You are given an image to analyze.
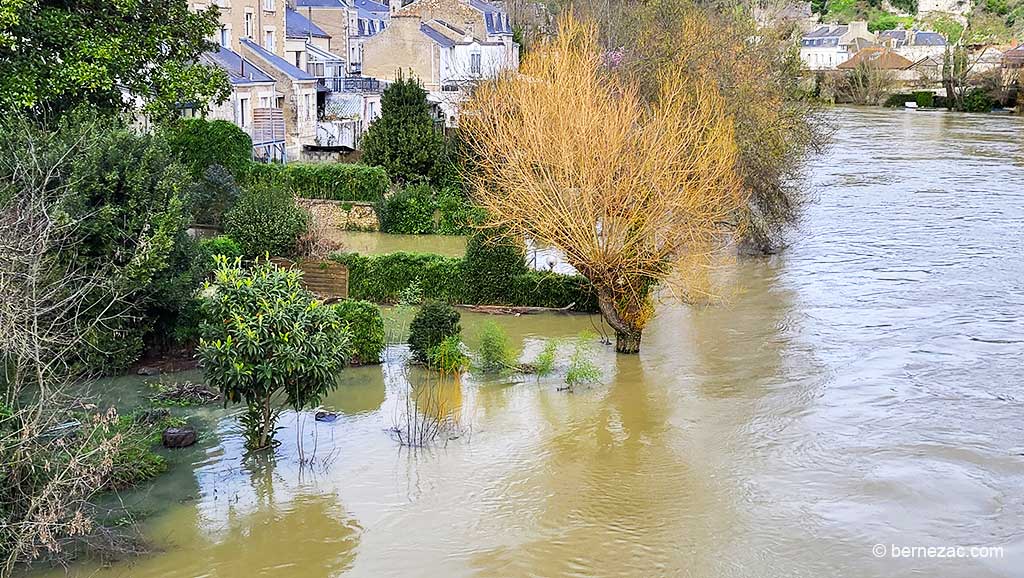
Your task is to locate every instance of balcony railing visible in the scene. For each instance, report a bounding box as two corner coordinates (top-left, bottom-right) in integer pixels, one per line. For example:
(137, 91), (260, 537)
(319, 76), (383, 93)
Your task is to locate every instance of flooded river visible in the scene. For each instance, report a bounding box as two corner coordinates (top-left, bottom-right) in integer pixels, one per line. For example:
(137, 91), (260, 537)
(38, 108), (1024, 577)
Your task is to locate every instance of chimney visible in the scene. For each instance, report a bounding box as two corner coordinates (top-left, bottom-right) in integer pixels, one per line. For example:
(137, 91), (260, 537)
(389, 0), (402, 14)
(464, 20), (474, 42)
(848, 20), (869, 40)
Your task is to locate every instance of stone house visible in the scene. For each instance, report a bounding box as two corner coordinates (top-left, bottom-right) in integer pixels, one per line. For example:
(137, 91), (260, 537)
(877, 29), (948, 62)
(799, 22), (875, 70)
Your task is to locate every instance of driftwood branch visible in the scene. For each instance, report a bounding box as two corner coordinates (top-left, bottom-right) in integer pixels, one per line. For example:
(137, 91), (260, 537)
(455, 302), (578, 315)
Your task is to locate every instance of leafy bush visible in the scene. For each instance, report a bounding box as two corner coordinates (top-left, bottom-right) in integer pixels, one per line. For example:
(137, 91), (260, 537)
(247, 162), (389, 202)
(408, 301), (461, 363)
(913, 91), (935, 108)
(375, 183), (437, 234)
(102, 413), (178, 489)
(333, 300), (386, 364)
(533, 339), (559, 377)
(360, 73), (446, 183)
(332, 250), (597, 311)
(197, 258), (351, 450)
(475, 321), (515, 373)
(188, 164), (240, 226)
(163, 118), (252, 178)
(224, 183), (309, 258)
(883, 93), (915, 107)
(427, 335), (470, 373)
(961, 88), (994, 112)
(334, 251), (465, 303)
(565, 333), (602, 389)
(375, 184), (480, 235)
(195, 235), (243, 267)
(463, 229), (528, 304)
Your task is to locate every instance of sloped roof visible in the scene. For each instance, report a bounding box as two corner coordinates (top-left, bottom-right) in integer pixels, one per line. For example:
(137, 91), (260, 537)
(203, 45), (276, 85)
(470, 0), (512, 35)
(354, 0), (389, 13)
(240, 38), (317, 81)
(295, 0), (345, 7)
(837, 47), (915, 70)
(914, 32), (947, 46)
(287, 8), (330, 39)
(1003, 44), (1024, 67)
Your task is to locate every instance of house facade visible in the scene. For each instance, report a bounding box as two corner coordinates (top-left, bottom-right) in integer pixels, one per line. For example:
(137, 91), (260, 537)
(361, 0), (518, 124)
(799, 22), (875, 70)
(877, 29), (948, 62)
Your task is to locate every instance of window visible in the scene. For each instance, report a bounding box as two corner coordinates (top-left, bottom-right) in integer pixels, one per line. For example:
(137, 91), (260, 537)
(264, 29), (275, 51)
(304, 93), (312, 121)
(220, 25), (230, 48)
(259, 95), (270, 108)
(262, 0), (274, 10)
(238, 97), (250, 127)
(244, 11), (254, 38)
(470, 53), (481, 75)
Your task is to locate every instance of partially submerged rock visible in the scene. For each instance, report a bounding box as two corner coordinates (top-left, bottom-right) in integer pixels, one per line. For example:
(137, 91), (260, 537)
(162, 427), (197, 448)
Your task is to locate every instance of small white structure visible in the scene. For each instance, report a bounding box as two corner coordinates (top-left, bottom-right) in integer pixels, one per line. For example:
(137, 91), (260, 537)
(799, 21), (875, 70)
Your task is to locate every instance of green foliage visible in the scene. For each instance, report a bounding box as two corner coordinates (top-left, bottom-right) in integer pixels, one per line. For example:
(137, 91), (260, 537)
(883, 93), (916, 107)
(913, 91), (935, 108)
(195, 235), (243, 267)
(224, 183), (309, 258)
(533, 339), (559, 377)
(246, 162), (389, 202)
(375, 183), (480, 235)
(334, 251), (466, 304)
(427, 335), (470, 374)
(408, 301), (461, 364)
(961, 88), (994, 112)
(986, 0), (1010, 16)
(332, 250), (598, 311)
(102, 413), (179, 489)
(360, 73), (446, 183)
(565, 333), (602, 389)
(375, 183), (437, 234)
(463, 228), (528, 304)
(475, 321), (515, 373)
(889, 0), (917, 13)
(197, 258), (351, 450)
(824, 0), (858, 23)
(0, 0), (229, 120)
(930, 15), (965, 44)
(333, 300), (386, 364)
(869, 12), (913, 32)
(187, 164), (241, 226)
(163, 118), (252, 178)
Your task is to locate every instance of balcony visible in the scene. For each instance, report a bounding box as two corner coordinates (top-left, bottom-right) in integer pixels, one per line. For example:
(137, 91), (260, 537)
(319, 76), (384, 93)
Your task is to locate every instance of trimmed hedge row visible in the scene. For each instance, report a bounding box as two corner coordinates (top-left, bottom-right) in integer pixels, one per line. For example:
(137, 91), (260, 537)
(333, 299), (386, 365)
(331, 251), (598, 312)
(247, 162), (389, 202)
(374, 184), (482, 236)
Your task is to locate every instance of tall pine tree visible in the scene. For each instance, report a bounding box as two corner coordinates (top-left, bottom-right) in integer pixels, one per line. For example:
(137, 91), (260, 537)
(360, 72), (445, 183)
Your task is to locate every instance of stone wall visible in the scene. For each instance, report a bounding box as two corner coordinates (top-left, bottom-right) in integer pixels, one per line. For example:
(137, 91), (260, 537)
(298, 198), (380, 234)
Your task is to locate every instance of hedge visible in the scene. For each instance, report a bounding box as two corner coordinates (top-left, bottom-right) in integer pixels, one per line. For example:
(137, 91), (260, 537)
(374, 184), (481, 235)
(247, 162), (389, 202)
(333, 300), (386, 364)
(163, 118), (252, 178)
(331, 250), (597, 312)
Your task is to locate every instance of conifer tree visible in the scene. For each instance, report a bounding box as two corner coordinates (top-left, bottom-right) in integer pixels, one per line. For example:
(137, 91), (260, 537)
(361, 72), (446, 183)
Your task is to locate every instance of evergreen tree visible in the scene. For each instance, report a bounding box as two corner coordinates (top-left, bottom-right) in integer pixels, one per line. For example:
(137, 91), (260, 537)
(360, 72), (445, 183)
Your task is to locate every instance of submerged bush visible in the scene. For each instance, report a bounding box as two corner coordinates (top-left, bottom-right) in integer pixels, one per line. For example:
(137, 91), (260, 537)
(475, 320), (515, 373)
(533, 339), (559, 377)
(463, 228), (527, 304)
(565, 333), (602, 389)
(375, 183), (437, 234)
(333, 299), (386, 364)
(197, 258), (351, 451)
(427, 334), (470, 374)
(224, 183), (309, 258)
(408, 301), (461, 363)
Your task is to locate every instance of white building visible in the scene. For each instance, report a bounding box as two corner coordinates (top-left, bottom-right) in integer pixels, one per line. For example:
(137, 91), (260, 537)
(877, 29), (949, 62)
(799, 21), (875, 70)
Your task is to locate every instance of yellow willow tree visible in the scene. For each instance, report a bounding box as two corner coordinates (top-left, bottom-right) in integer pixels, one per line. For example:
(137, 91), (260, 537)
(460, 15), (746, 354)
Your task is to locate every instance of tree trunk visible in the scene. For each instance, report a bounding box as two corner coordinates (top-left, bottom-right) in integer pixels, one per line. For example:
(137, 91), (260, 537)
(615, 330), (642, 354)
(595, 286), (643, 354)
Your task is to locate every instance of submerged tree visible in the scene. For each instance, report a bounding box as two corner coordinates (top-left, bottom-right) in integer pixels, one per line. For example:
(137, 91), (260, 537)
(461, 15), (745, 354)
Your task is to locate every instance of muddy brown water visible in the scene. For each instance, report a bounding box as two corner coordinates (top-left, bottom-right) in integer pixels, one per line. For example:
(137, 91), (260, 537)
(33, 108), (1024, 577)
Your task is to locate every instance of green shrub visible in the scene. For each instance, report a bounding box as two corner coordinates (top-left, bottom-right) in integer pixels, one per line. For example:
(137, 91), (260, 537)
(436, 187), (483, 235)
(565, 333), (602, 389)
(188, 164), (240, 226)
(333, 251), (465, 303)
(883, 93), (915, 107)
(533, 339), (559, 377)
(333, 300), (386, 364)
(913, 91), (935, 108)
(360, 73), (446, 183)
(375, 183), (437, 234)
(463, 228), (528, 304)
(196, 235), (242, 267)
(961, 89), (994, 112)
(224, 183), (309, 258)
(427, 334), (469, 373)
(103, 413), (177, 489)
(197, 258), (351, 450)
(247, 162), (389, 202)
(408, 301), (461, 363)
(163, 118), (252, 178)
(510, 271), (598, 311)
(475, 321), (515, 373)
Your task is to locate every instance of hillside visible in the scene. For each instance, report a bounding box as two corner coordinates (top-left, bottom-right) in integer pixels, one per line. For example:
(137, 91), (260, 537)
(814, 0), (1023, 42)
